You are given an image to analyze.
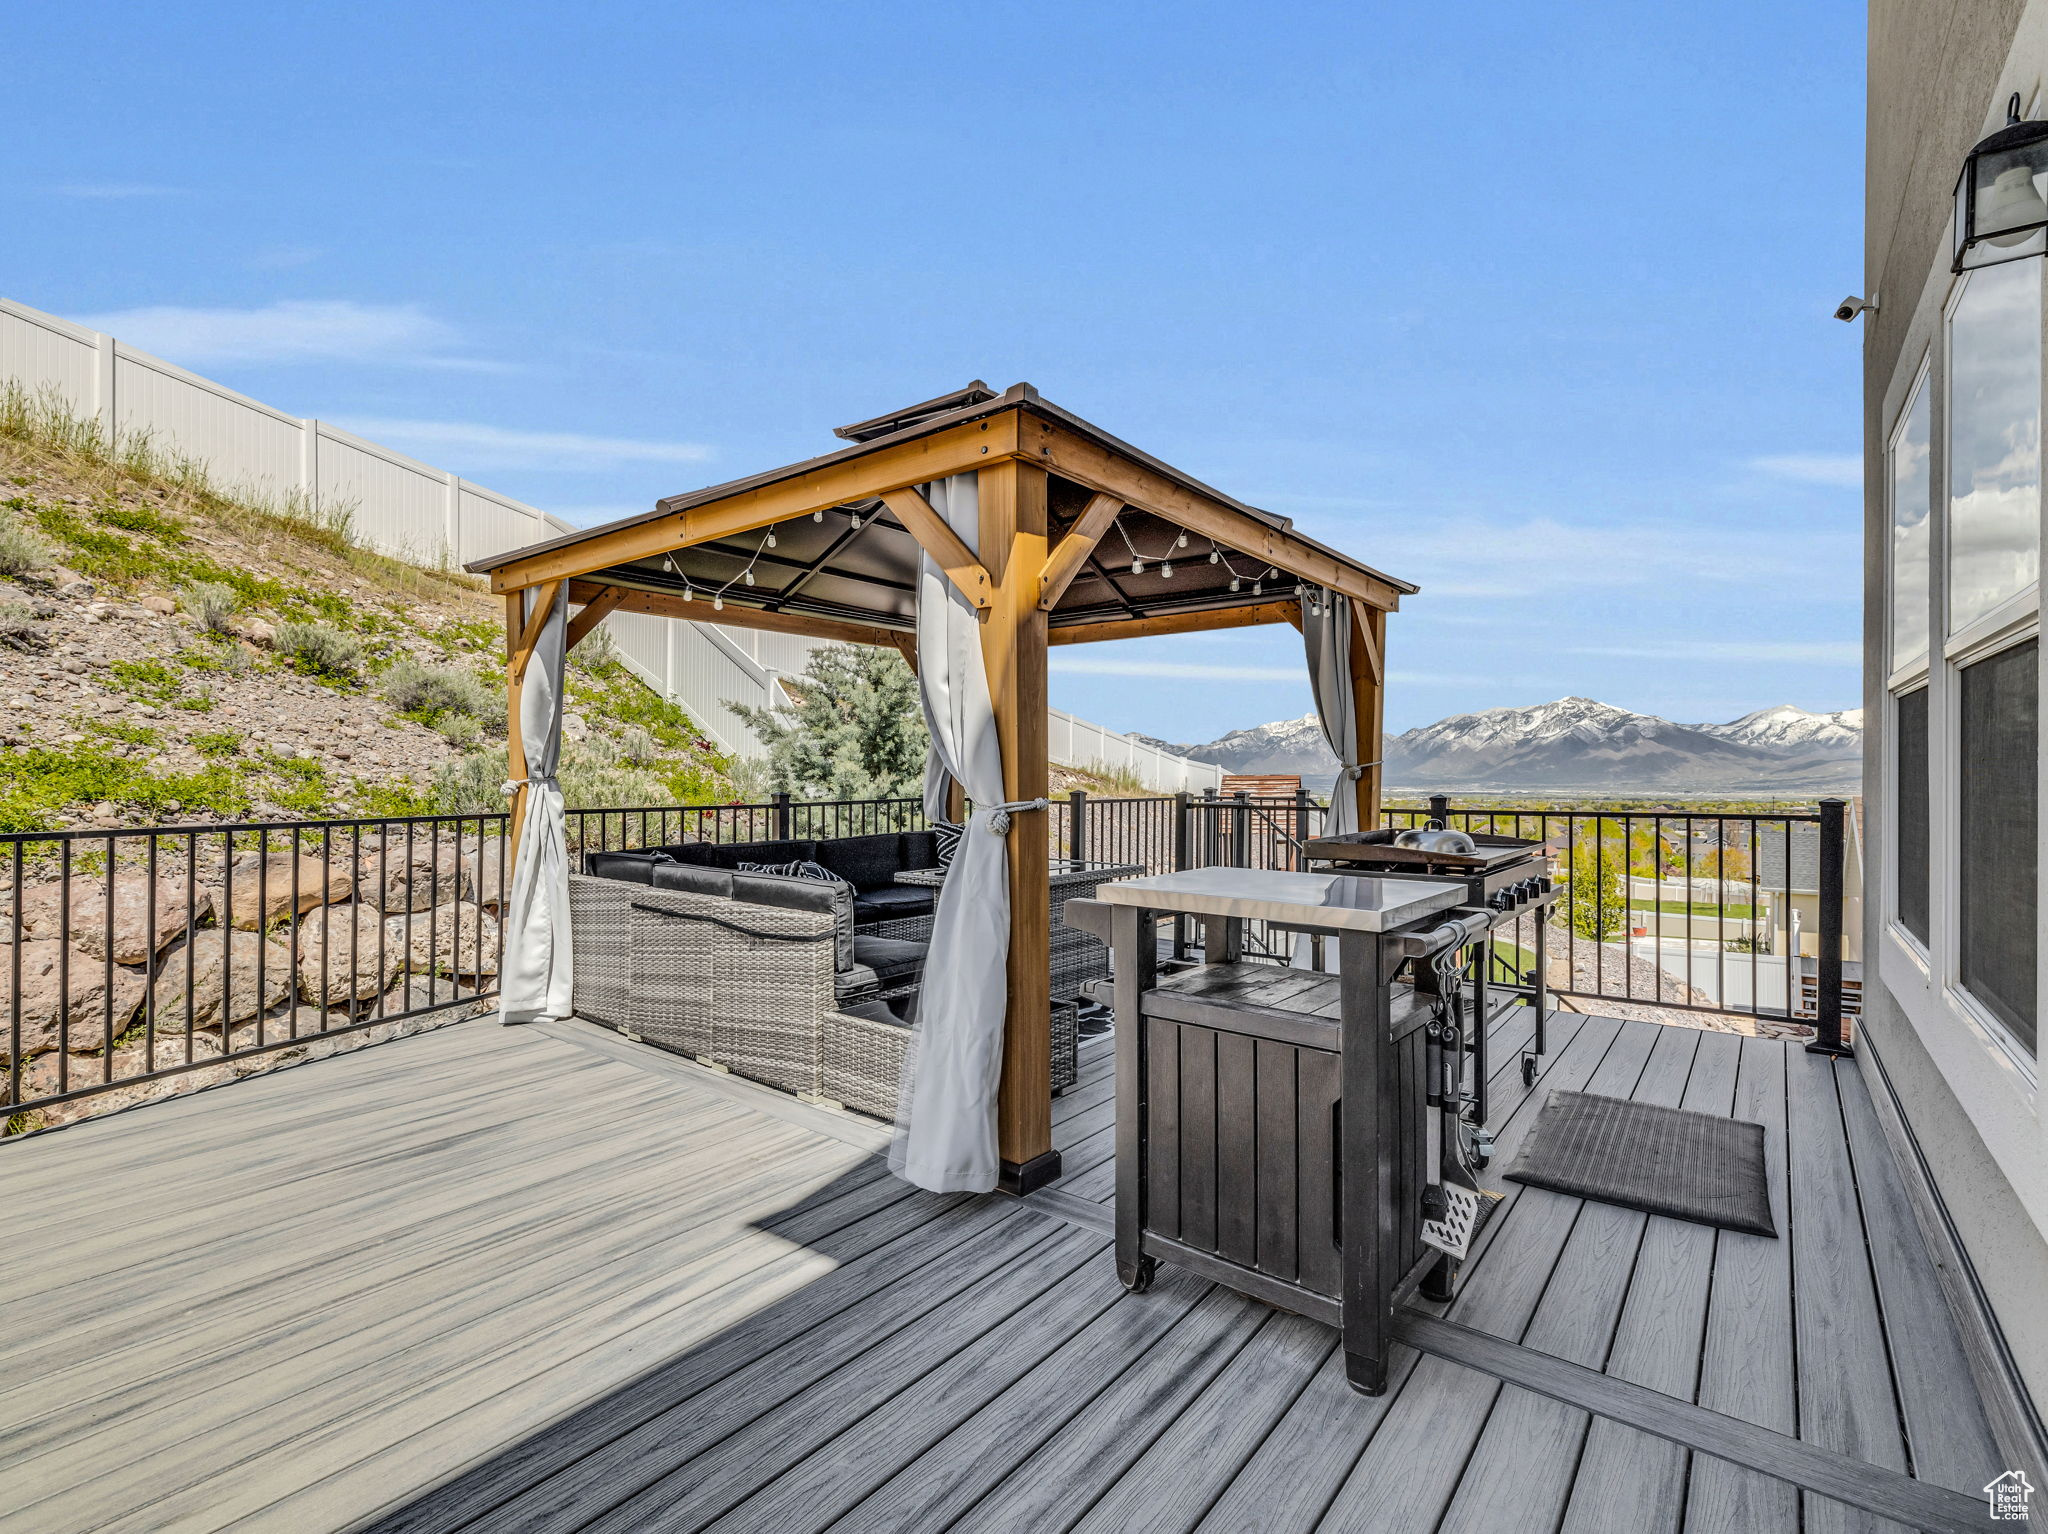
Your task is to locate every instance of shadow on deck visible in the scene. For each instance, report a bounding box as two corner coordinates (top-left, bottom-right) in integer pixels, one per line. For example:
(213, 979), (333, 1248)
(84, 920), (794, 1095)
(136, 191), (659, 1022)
(0, 1002), (2010, 1532)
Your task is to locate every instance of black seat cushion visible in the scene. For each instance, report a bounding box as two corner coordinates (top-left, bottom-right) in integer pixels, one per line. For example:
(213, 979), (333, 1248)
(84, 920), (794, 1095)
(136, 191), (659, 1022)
(840, 998), (909, 1029)
(669, 838), (819, 871)
(649, 862), (735, 898)
(850, 934), (928, 983)
(812, 833), (906, 892)
(852, 887), (933, 927)
(584, 850), (663, 884)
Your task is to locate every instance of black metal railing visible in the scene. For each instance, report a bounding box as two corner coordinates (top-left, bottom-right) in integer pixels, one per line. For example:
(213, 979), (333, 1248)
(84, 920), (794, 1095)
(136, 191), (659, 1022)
(4, 812), (507, 1128)
(6, 786), (1850, 1132)
(565, 794), (926, 862)
(1170, 789), (1847, 1042)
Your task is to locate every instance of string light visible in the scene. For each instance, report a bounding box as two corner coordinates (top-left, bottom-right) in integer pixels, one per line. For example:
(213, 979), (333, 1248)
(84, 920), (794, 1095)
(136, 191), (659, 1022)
(813, 509), (824, 522)
(1161, 560), (1174, 579)
(765, 531), (777, 549)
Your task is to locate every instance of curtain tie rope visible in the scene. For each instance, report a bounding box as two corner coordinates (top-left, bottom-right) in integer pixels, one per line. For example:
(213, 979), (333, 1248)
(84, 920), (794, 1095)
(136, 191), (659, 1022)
(1336, 760), (1382, 782)
(985, 797), (1051, 835)
(500, 775), (557, 795)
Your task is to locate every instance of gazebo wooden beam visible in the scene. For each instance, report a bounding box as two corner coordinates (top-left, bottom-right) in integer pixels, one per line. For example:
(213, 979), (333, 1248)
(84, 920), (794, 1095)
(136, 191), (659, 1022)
(1047, 599), (1300, 646)
(1023, 416), (1405, 612)
(567, 579), (907, 649)
(489, 413), (1022, 593)
(878, 487), (992, 610)
(1036, 492), (1123, 611)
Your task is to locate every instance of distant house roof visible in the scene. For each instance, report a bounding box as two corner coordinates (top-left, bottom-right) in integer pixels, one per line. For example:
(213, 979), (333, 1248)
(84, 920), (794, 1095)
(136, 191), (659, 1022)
(1756, 824), (1821, 893)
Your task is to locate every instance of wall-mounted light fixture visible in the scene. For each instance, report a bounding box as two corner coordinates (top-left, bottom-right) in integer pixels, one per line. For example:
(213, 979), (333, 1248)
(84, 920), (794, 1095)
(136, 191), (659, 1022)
(1954, 93), (2048, 272)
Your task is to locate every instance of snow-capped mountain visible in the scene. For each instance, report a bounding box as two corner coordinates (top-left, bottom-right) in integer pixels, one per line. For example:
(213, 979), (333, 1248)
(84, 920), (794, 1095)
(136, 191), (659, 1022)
(1693, 704), (1864, 750)
(1143, 699), (1861, 792)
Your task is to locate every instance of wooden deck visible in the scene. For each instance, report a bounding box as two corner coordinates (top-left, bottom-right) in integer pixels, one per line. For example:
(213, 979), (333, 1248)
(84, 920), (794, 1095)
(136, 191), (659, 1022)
(0, 1002), (2008, 1532)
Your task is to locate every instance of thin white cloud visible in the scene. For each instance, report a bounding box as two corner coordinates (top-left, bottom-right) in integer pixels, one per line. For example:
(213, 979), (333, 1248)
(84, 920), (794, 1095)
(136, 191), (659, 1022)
(1050, 657), (1306, 682)
(78, 300), (478, 367)
(1748, 453), (1861, 487)
(50, 182), (183, 199)
(1352, 514), (1857, 598)
(334, 418), (714, 471)
(1568, 640), (1860, 664)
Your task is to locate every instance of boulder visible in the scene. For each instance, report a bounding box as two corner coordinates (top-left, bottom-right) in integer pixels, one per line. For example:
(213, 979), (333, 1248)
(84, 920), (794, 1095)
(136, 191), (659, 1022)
(0, 939), (148, 1060)
(140, 594), (176, 617)
(359, 841), (465, 914)
(295, 904), (402, 1004)
(150, 929), (294, 1029)
(461, 844), (508, 911)
(18, 878), (214, 964)
(215, 854), (355, 930)
(383, 902), (499, 979)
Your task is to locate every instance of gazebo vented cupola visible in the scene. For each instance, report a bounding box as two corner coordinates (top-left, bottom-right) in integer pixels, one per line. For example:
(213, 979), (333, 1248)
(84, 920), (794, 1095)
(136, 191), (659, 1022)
(468, 382), (1416, 1195)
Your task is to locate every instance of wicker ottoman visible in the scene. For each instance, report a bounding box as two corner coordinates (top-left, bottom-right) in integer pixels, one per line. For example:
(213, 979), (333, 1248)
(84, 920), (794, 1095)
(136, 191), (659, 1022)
(626, 891), (837, 1098)
(819, 1002), (912, 1120)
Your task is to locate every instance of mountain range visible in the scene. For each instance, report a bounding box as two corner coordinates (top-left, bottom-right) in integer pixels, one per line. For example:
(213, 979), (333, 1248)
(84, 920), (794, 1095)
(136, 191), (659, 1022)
(1136, 697), (1863, 793)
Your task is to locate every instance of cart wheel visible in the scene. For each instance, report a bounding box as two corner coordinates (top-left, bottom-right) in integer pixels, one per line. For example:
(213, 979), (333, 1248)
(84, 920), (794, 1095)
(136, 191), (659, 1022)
(1522, 1053), (1538, 1088)
(1119, 1256), (1158, 1295)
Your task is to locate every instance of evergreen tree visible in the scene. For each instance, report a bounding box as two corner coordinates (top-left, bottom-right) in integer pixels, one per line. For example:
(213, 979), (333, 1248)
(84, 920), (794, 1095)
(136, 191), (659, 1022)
(728, 643), (929, 800)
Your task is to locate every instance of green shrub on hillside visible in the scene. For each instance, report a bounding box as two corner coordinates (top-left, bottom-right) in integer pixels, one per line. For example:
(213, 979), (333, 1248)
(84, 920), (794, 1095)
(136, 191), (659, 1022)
(0, 600), (47, 651)
(274, 622), (364, 682)
(381, 658), (495, 728)
(178, 580), (239, 635)
(0, 504), (56, 576)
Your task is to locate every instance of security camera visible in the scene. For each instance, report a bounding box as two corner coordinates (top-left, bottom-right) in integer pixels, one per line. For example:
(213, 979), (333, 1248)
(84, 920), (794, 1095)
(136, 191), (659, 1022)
(1834, 295), (1877, 322)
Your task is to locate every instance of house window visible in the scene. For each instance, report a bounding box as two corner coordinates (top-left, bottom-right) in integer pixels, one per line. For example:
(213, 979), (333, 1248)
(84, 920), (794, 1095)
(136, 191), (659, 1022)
(1958, 637), (2037, 1055)
(1947, 260), (2041, 635)
(1890, 374), (1932, 672)
(1896, 685), (1930, 944)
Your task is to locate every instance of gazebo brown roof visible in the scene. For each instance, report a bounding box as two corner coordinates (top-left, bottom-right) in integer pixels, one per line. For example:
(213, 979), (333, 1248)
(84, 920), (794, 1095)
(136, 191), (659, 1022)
(469, 382), (1417, 1192)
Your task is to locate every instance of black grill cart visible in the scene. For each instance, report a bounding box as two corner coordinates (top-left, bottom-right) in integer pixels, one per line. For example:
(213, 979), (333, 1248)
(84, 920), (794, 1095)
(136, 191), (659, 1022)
(1076, 866), (1482, 1396)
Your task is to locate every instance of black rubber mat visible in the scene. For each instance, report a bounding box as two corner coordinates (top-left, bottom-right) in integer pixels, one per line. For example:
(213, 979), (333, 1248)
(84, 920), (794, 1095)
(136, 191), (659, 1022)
(1502, 1090), (1776, 1237)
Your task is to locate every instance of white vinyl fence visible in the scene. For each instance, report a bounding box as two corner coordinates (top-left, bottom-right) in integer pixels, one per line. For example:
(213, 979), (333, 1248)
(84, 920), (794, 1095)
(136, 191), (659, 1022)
(2, 293), (1223, 787)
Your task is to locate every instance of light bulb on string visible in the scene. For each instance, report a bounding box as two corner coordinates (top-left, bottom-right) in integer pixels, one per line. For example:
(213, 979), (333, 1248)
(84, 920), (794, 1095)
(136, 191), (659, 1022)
(743, 569), (755, 585)
(1209, 549), (1220, 564)
(1176, 532), (1188, 548)
(682, 586), (693, 603)
(1252, 580), (1263, 596)
(813, 510), (824, 523)
(766, 531), (777, 549)
(1229, 576), (1241, 592)
(1161, 561), (1174, 579)
(713, 595), (723, 611)
(1131, 558), (1144, 575)
(850, 512), (863, 531)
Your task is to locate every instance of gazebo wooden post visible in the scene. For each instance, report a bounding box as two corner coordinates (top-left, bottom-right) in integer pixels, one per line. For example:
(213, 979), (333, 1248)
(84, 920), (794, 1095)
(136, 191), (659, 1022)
(1349, 603), (1386, 831)
(977, 458), (1059, 1193)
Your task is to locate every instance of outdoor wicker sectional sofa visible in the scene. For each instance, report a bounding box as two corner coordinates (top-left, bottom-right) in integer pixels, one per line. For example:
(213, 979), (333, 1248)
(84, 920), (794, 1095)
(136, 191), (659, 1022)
(568, 870), (915, 1116)
(595, 830), (947, 937)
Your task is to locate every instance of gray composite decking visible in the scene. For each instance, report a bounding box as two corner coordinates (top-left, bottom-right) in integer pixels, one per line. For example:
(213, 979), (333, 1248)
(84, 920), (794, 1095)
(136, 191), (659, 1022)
(0, 1001), (2007, 1532)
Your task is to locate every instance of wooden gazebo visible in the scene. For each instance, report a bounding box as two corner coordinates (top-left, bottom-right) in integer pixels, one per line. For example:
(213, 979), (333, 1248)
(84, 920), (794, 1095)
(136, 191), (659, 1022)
(469, 382), (1415, 1191)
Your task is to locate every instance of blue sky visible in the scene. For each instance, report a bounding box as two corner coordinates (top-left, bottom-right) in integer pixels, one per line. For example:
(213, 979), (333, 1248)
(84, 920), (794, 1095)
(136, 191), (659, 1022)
(9, 1), (1866, 742)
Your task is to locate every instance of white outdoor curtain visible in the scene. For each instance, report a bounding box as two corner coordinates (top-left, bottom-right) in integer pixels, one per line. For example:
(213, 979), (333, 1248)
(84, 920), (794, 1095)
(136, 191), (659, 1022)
(891, 472), (1012, 1192)
(498, 584), (574, 1026)
(1297, 589), (1363, 969)
(1304, 589), (1364, 836)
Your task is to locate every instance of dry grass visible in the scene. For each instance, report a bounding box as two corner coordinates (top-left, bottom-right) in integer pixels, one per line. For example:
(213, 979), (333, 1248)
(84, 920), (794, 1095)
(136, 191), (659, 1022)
(0, 383), (486, 604)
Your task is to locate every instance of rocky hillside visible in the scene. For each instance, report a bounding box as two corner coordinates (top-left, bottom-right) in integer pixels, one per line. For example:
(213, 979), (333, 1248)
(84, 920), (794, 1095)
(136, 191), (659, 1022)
(0, 420), (734, 833)
(0, 406), (741, 1135)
